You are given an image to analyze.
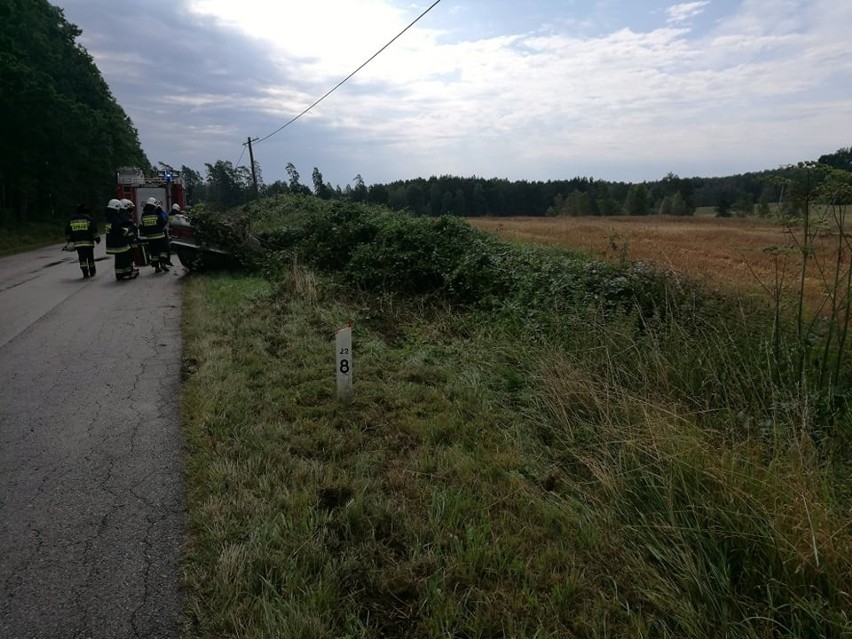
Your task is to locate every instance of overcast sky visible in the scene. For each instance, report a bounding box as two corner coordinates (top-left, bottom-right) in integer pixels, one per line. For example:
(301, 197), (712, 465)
(56, 0), (851, 188)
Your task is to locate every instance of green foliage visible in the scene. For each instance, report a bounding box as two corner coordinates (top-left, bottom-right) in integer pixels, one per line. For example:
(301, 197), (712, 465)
(255, 199), (385, 271)
(186, 204), (260, 270)
(179, 268), (851, 638)
(200, 196), (852, 434)
(766, 164), (852, 427)
(347, 215), (487, 295)
(539, 397), (851, 638)
(624, 183), (650, 215)
(181, 165), (207, 206)
(178, 158), (852, 639)
(362, 172), (701, 218)
(0, 0), (148, 224)
(733, 191), (754, 216)
(204, 160), (254, 211)
(818, 146), (852, 172)
(547, 189), (593, 216)
(220, 196), (693, 322)
(0, 221), (65, 255)
(201, 191), (852, 435)
(258, 152), (849, 220)
(670, 191), (688, 216)
(715, 192), (733, 217)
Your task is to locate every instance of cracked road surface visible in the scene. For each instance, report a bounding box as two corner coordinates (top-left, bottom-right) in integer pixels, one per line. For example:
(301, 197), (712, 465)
(1, 244), (184, 638)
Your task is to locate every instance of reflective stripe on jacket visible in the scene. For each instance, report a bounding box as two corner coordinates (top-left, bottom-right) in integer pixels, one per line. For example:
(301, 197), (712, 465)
(139, 209), (167, 240)
(105, 223), (135, 254)
(65, 214), (99, 248)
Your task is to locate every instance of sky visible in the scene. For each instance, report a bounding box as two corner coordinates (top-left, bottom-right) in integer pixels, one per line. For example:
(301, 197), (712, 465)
(56, 0), (852, 188)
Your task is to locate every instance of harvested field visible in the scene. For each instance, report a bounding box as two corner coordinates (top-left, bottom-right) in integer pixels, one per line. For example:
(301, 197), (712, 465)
(469, 215), (846, 314)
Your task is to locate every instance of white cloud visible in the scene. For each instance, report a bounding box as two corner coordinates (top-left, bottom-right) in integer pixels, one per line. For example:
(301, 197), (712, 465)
(187, 0), (415, 76)
(60, 0), (852, 184)
(666, 1), (710, 25)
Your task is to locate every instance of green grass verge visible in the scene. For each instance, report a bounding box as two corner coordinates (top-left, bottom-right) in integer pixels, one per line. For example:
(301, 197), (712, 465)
(0, 223), (66, 256)
(180, 268), (851, 638)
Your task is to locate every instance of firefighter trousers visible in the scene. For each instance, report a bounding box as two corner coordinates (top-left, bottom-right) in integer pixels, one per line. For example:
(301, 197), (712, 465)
(113, 250), (136, 279)
(75, 246), (96, 277)
(146, 237), (170, 271)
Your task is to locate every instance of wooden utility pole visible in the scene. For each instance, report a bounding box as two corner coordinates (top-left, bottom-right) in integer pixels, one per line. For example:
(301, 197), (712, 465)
(246, 136), (258, 199)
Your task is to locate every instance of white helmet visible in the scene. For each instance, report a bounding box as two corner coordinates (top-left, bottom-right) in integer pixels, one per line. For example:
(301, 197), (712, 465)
(120, 198), (134, 209)
(107, 198), (122, 211)
(171, 203), (181, 212)
(145, 197), (158, 206)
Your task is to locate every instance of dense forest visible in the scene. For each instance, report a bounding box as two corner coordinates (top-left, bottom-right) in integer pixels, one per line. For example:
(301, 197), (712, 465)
(2, 1), (848, 228)
(0, 0), (148, 228)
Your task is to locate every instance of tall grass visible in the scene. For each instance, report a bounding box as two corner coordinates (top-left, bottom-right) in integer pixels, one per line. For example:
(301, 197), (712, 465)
(529, 351), (850, 637)
(179, 194), (851, 638)
(239, 193), (850, 439)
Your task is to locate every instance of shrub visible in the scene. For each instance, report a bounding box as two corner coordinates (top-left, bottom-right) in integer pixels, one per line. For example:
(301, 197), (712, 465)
(199, 193), (850, 438)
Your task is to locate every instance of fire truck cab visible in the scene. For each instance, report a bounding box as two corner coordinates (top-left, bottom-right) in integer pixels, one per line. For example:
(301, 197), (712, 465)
(115, 167), (186, 225)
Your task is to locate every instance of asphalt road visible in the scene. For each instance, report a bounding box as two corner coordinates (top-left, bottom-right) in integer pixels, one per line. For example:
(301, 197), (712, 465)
(0, 244), (185, 638)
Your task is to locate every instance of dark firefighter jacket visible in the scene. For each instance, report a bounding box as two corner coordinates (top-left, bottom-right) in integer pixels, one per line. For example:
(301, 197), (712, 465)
(104, 209), (118, 236)
(65, 213), (99, 248)
(106, 218), (136, 254)
(139, 206), (167, 240)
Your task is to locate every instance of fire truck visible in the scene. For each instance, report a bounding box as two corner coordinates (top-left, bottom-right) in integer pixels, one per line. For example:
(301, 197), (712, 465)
(115, 166), (253, 271)
(115, 167), (186, 225)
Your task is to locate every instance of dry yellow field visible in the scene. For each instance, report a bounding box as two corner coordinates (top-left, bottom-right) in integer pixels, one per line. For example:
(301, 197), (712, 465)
(469, 215), (844, 313)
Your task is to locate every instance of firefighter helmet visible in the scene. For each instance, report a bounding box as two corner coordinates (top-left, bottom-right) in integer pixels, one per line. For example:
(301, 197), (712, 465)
(107, 198), (122, 211)
(145, 197), (158, 206)
(120, 198), (134, 209)
(171, 203), (181, 212)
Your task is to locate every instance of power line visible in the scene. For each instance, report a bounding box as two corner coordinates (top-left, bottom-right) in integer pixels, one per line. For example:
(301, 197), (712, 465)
(233, 143), (247, 169)
(252, 0), (443, 145)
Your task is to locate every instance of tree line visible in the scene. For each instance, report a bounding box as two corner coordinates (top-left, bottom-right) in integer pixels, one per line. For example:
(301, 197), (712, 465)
(194, 149), (852, 218)
(0, 0), (148, 228)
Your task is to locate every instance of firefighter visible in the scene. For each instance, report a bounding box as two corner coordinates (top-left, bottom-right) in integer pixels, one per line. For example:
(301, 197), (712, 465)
(105, 198), (139, 280)
(119, 198), (147, 268)
(65, 203), (100, 278)
(119, 198), (135, 224)
(139, 197), (170, 273)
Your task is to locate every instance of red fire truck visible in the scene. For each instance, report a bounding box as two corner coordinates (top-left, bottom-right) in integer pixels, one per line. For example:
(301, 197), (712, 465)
(115, 167), (186, 225)
(116, 166), (253, 271)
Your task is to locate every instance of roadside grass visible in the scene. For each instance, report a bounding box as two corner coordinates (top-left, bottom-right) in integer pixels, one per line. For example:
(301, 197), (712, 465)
(0, 222), (66, 256)
(180, 266), (851, 638)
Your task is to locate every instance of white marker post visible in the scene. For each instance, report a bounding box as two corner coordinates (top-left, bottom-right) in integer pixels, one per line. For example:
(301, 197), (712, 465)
(335, 323), (353, 402)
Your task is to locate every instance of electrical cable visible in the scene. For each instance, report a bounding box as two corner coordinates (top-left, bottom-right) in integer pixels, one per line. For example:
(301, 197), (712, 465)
(252, 0), (443, 145)
(233, 144), (247, 169)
